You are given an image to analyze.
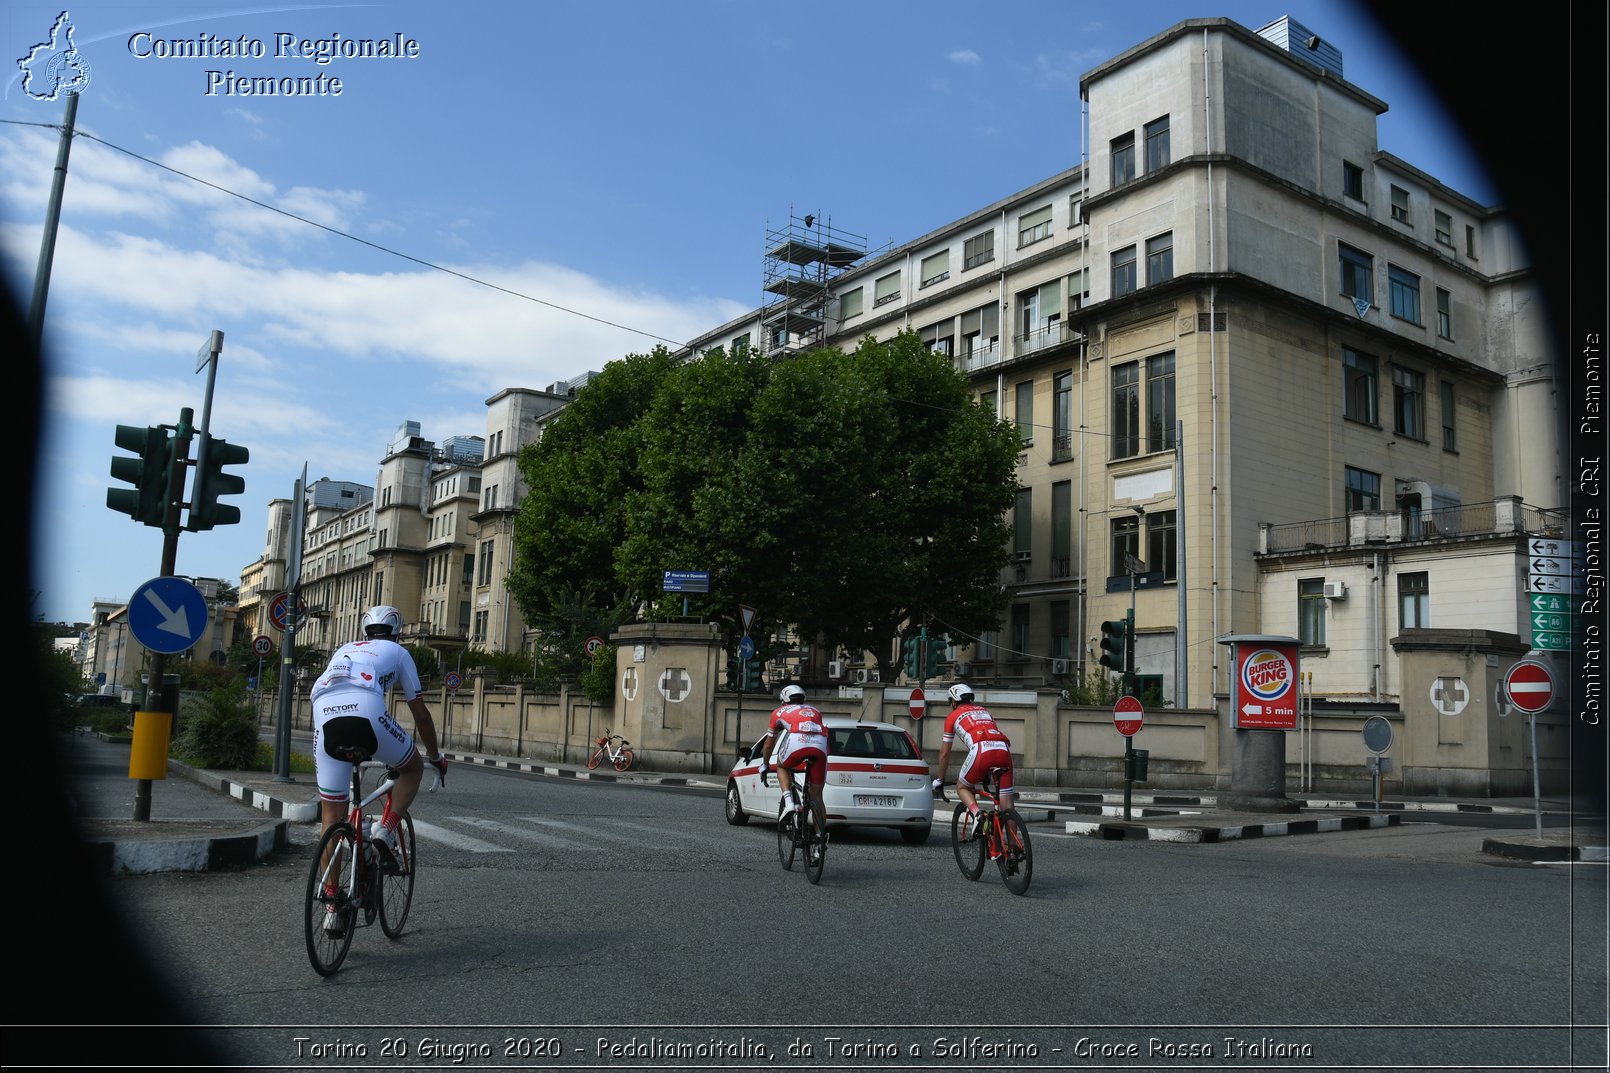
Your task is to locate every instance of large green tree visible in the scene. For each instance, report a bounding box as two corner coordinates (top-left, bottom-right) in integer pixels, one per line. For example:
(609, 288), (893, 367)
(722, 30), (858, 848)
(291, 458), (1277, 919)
(508, 331), (1021, 680)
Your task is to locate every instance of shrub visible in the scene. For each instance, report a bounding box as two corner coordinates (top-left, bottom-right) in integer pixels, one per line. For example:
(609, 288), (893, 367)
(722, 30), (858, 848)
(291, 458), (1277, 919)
(172, 685), (259, 769)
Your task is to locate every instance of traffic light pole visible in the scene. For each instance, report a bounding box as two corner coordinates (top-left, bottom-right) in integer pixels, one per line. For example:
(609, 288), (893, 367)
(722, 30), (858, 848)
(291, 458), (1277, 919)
(133, 410), (194, 821)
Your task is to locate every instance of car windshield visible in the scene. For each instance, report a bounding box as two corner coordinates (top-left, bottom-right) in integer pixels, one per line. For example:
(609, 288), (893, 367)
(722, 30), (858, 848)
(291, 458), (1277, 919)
(829, 726), (918, 760)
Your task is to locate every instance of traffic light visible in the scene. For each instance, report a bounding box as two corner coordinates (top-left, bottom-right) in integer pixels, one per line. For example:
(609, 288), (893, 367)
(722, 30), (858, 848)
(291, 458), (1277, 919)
(188, 432), (249, 531)
(107, 424), (172, 527)
(1098, 617), (1128, 673)
(743, 658), (763, 691)
(902, 636), (921, 678)
(726, 657), (741, 691)
(925, 632), (947, 678)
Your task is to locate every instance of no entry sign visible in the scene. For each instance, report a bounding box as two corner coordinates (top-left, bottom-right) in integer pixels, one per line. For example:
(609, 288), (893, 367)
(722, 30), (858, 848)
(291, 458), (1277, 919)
(1503, 659), (1554, 714)
(1113, 695), (1144, 737)
(909, 686), (926, 719)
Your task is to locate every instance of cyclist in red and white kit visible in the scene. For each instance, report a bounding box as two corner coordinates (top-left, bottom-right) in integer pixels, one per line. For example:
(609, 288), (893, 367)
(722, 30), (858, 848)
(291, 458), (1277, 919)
(931, 683), (1016, 827)
(755, 684), (828, 816)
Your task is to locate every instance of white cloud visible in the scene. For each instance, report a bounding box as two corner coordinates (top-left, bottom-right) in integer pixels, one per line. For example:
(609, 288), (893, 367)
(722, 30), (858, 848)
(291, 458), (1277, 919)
(947, 49), (981, 66)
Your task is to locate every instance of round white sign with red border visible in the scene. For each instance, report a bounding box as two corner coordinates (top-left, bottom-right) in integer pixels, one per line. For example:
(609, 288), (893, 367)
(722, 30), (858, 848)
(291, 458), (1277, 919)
(1503, 659), (1554, 714)
(1114, 695), (1144, 736)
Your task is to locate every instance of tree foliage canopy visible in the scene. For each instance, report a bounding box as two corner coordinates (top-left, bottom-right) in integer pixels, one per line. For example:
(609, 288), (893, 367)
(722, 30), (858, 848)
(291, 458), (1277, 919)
(509, 332), (1021, 679)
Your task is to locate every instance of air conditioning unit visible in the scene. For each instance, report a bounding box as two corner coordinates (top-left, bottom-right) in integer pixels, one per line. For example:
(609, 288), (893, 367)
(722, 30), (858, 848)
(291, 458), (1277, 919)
(954, 662), (972, 677)
(853, 668), (873, 684)
(1050, 659), (1070, 675)
(1322, 581), (1348, 600)
(827, 660), (845, 680)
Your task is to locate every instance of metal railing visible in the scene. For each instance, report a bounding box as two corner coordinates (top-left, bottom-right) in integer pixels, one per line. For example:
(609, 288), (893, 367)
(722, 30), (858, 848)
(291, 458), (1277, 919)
(1261, 499), (1551, 553)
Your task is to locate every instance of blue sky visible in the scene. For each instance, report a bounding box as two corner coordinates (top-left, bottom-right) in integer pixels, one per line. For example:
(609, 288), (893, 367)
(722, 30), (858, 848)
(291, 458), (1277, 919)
(4, 1), (1503, 626)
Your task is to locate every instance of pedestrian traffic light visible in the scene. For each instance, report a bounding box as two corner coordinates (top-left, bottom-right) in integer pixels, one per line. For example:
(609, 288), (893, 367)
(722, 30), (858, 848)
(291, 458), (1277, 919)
(107, 424), (172, 527)
(188, 432), (249, 531)
(743, 658), (763, 691)
(1098, 617), (1128, 673)
(902, 636), (921, 678)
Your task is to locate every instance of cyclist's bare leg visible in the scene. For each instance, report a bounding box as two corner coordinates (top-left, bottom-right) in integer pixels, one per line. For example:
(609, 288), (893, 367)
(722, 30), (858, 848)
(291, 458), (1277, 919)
(955, 780), (979, 813)
(385, 750), (425, 828)
(777, 766), (796, 806)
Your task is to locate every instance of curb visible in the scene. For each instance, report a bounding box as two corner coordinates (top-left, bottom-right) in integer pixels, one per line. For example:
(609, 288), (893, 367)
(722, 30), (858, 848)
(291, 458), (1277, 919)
(1066, 813), (1402, 842)
(83, 818), (291, 876)
(171, 762), (322, 824)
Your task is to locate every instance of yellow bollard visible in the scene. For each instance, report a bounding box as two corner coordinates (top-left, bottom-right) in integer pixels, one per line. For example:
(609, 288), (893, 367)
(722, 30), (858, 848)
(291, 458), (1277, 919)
(129, 710), (173, 780)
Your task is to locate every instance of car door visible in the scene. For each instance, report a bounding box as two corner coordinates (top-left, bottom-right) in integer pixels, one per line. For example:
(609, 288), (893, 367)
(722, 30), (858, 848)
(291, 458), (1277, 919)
(736, 731), (780, 820)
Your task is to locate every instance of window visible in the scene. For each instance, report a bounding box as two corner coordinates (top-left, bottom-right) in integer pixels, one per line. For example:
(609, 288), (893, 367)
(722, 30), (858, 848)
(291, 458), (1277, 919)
(1014, 380), (1034, 443)
(1343, 161), (1364, 201)
(461, 552), (474, 585)
(1436, 287), (1452, 339)
(1052, 481), (1072, 576)
(1392, 365), (1425, 439)
(1146, 509), (1177, 580)
(839, 287), (863, 320)
(1144, 116), (1170, 171)
(1068, 268), (1089, 310)
(1145, 231), (1173, 285)
(1112, 361), (1140, 458)
(1112, 244), (1137, 298)
(473, 610), (488, 643)
(1440, 380), (1457, 451)
(1465, 224), (1477, 259)
(1018, 280), (1062, 352)
(920, 249), (950, 288)
(963, 229), (994, 270)
(873, 271), (901, 307)
(1010, 604), (1030, 660)
(1146, 352), (1176, 451)
(478, 538), (495, 585)
(1111, 132), (1135, 186)
(1018, 205), (1052, 248)
(1068, 191), (1084, 226)
(1345, 466), (1381, 512)
(483, 484), (498, 511)
(1399, 571), (1430, 628)
(1388, 264), (1421, 323)
(1390, 184), (1410, 224)
(1434, 210), (1453, 246)
(976, 629), (997, 663)
(980, 388), (997, 417)
(1014, 489), (1032, 558)
(1343, 347), (1379, 424)
(1052, 371), (1073, 461)
(1050, 599), (1071, 659)
(1111, 514), (1140, 578)
(1298, 579), (1327, 647)
(1339, 243), (1373, 304)
(961, 303), (1000, 367)
(920, 320), (953, 356)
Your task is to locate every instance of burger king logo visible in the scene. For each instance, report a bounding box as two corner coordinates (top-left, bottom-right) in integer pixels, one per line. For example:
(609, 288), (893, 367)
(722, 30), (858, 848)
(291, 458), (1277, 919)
(1241, 649), (1293, 701)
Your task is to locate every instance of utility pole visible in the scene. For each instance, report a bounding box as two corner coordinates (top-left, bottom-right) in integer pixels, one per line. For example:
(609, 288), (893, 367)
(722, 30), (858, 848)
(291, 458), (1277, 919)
(27, 91), (78, 351)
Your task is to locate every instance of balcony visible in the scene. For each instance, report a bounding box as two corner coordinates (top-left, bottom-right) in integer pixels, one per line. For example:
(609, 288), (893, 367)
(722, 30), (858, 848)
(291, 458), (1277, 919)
(1259, 497), (1563, 554)
(963, 341), (1000, 372)
(1017, 320), (1078, 356)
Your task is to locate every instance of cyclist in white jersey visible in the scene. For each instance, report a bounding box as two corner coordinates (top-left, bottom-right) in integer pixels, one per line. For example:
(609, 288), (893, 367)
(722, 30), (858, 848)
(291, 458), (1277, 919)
(310, 605), (446, 853)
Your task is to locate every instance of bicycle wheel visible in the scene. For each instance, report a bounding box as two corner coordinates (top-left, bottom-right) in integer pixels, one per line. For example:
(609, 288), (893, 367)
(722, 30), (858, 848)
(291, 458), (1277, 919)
(950, 803), (986, 880)
(776, 800), (798, 871)
(587, 745), (606, 769)
(305, 823), (357, 976)
(378, 812), (416, 938)
(995, 810), (1034, 895)
(613, 748), (634, 772)
(803, 798), (828, 885)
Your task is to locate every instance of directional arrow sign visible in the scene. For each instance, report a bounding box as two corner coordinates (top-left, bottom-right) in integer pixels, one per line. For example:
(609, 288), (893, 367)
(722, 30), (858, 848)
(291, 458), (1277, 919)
(1532, 612), (1570, 632)
(1532, 631), (1571, 651)
(1530, 593), (1571, 614)
(1531, 557), (1573, 576)
(1530, 574), (1581, 595)
(1528, 538), (1579, 557)
(128, 576), (209, 654)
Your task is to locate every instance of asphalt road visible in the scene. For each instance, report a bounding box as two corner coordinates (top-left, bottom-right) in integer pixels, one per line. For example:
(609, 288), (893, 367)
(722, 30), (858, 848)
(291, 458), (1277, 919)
(19, 759), (1607, 1072)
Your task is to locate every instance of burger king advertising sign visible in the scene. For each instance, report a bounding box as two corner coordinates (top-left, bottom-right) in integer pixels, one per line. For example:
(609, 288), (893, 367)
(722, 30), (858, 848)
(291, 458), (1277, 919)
(1230, 640), (1300, 730)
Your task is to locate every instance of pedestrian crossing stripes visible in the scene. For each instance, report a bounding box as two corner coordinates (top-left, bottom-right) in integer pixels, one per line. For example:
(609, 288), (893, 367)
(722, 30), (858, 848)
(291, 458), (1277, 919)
(407, 813), (740, 855)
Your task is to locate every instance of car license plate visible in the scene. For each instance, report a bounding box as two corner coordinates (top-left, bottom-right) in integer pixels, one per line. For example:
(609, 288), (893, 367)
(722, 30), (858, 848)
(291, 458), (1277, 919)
(855, 795), (898, 808)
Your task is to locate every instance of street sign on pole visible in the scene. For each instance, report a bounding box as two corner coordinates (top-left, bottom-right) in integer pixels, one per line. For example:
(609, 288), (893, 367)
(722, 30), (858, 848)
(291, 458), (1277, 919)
(1113, 695), (1144, 737)
(909, 686), (926, 720)
(584, 635), (604, 657)
(252, 635), (273, 656)
(128, 576), (208, 654)
(1503, 660), (1554, 714)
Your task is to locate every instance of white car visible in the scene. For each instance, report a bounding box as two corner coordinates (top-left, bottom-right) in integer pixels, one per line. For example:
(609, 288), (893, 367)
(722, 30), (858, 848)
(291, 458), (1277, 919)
(724, 715), (934, 843)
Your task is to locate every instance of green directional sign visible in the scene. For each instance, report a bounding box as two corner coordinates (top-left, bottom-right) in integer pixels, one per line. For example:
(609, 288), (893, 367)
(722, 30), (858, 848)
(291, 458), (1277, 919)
(1532, 631), (1571, 651)
(1532, 612), (1570, 632)
(1530, 593), (1571, 614)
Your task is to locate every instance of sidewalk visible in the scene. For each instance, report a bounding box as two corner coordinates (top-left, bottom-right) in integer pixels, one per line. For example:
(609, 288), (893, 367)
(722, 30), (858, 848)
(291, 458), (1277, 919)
(68, 731), (1607, 874)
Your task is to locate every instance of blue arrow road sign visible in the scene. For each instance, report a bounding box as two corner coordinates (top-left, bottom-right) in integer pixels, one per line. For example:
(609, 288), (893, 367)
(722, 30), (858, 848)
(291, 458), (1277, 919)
(128, 576), (209, 654)
(739, 634), (756, 661)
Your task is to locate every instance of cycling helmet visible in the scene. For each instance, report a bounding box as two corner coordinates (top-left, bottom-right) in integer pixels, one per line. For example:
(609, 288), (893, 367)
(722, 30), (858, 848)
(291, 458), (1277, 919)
(947, 683), (975, 704)
(779, 684), (806, 705)
(360, 604), (404, 639)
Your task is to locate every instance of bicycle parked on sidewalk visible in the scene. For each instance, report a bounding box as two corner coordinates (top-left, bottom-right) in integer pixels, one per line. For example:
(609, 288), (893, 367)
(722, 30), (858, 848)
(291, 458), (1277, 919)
(304, 756), (443, 976)
(941, 773), (1032, 895)
(587, 730), (635, 772)
(764, 757), (827, 885)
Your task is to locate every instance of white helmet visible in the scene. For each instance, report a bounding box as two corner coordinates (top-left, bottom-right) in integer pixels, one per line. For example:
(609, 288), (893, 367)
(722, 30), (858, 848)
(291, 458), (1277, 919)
(947, 683), (975, 704)
(360, 604), (404, 639)
(779, 684), (806, 704)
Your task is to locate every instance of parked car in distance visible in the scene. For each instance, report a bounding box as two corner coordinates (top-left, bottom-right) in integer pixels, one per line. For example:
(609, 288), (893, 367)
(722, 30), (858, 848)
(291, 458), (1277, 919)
(73, 693), (128, 710)
(725, 715), (934, 843)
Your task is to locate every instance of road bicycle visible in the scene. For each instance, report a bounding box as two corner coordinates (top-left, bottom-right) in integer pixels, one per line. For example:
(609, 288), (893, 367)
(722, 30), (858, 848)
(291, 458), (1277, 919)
(587, 730), (635, 772)
(304, 756), (441, 976)
(765, 758), (827, 885)
(941, 772), (1032, 895)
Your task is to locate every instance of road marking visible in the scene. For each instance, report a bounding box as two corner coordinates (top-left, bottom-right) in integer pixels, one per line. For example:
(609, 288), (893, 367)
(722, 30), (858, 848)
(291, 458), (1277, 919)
(454, 815), (591, 848)
(410, 818), (510, 853)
